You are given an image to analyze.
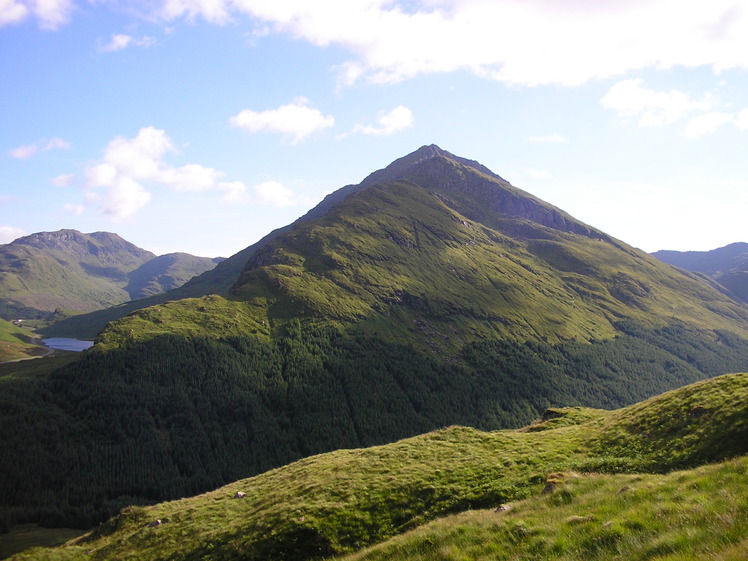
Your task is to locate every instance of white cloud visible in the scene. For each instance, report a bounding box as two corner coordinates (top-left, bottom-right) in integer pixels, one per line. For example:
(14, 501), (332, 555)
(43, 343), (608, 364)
(0, 0), (29, 26)
(684, 112), (734, 138)
(0, 226), (26, 244)
(219, 181), (251, 204)
(600, 79), (712, 126)
(253, 180), (296, 207)
(7, 137), (70, 159)
(80, 126), (238, 219)
(0, 0), (73, 29)
(735, 107), (748, 130)
(351, 105), (414, 136)
(50, 173), (75, 186)
(528, 134), (566, 144)
(153, 0), (748, 87)
(8, 143), (38, 159)
(99, 33), (157, 52)
(229, 97), (335, 144)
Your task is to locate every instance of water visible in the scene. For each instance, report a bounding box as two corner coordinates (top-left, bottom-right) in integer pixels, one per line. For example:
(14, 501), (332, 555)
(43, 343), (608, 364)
(41, 338), (94, 352)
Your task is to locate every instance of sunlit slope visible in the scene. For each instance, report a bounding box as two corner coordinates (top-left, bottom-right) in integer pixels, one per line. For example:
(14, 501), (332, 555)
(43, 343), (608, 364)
(13, 372), (748, 561)
(0, 318), (40, 361)
(98, 152), (748, 351)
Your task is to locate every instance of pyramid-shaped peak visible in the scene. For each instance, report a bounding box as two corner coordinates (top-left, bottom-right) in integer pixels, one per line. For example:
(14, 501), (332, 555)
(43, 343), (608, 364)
(359, 144), (506, 188)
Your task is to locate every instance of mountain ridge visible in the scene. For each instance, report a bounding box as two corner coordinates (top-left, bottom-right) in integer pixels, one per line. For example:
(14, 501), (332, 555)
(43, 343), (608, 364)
(0, 230), (222, 322)
(3, 144), (748, 536)
(653, 242), (748, 304)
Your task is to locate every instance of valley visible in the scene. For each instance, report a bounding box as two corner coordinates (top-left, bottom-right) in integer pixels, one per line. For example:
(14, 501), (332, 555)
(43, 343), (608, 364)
(1, 145), (747, 560)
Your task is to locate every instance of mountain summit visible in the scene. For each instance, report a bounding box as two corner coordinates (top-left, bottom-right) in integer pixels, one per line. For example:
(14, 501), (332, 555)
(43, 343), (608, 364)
(92, 144), (748, 350)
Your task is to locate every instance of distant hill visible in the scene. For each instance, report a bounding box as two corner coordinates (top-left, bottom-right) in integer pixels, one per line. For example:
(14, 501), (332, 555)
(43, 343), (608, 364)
(653, 242), (748, 304)
(9, 372), (748, 561)
(0, 230), (221, 321)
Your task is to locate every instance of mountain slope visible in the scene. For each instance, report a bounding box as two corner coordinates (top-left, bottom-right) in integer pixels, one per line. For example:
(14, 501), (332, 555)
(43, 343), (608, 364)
(85, 146), (748, 351)
(653, 242), (748, 304)
(0, 230), (220, 321)
(5, 145), (748, 533)
(124, 253), (223, 299)
(11, 372), (748, 561)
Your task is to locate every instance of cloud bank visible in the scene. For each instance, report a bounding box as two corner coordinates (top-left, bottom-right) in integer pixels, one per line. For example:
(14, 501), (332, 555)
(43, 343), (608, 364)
(7, 1), (748, 89)
(155, 0), (748, 87)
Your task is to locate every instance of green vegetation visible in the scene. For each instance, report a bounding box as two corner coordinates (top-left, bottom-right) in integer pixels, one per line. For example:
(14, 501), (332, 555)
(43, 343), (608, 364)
(9, 372), (748, 561)
(0, 525), (84, 560)
(0, 230), (218, 322)
(0, 318), (43, 362)
(343, 457), (748, 561)
(2, 321), (748, 534)
(3, 148), (748, 559)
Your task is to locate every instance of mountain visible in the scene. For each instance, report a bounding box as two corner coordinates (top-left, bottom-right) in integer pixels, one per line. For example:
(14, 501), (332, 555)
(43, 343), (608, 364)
(0, 230), (221, 321)
(125, 253), (224, 299)
(48, 146), (748, 340)
(653, 242), (748, 304)
(8, 372), (748, 561)
(3, 145), (748, 534)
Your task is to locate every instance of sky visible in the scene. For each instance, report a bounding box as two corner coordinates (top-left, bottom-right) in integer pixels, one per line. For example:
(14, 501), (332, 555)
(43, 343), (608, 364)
(1, 0), (747, 258)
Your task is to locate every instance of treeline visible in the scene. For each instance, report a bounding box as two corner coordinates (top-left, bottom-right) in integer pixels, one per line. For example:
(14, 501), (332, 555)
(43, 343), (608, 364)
(2, 320), (748, 531)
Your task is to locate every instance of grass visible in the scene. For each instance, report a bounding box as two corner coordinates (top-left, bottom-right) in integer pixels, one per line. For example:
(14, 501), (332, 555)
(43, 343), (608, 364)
(11, 372), (748, 561)
(343, 456), (748, 561)
(0, 318), (43, 362)
(0, 525), (86, 560)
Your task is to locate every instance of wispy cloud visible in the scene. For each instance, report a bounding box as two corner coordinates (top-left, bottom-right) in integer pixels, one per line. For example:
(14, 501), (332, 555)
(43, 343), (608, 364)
(99, 33), (156, 52)
(0, 0), (73, 29)
(350, 106), (414, 136)
(600, 79), (712, 127)
(7, 137), (71, 159)
(50, 173), (75, 186)
(229, 98), (335, 144)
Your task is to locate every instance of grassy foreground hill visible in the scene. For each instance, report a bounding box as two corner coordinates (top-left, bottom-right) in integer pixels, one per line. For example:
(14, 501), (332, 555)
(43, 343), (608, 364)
(10, 371), (748, 561)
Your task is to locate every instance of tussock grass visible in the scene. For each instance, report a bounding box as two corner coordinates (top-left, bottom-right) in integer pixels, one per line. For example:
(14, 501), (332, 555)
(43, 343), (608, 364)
(12, 372), (748, 561)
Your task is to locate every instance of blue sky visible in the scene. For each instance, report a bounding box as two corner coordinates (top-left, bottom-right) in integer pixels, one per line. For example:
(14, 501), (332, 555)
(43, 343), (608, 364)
(1, 0), (747, 258)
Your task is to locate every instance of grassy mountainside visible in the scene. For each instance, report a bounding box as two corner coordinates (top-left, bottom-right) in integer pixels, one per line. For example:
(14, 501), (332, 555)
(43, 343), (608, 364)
(0, 319), (40, 362)
(4, 146), (748, 533)
(10, 372), (748, 561)
(93, 149), (748, 353)
(653, 242), (748, 304)
(125, 253), (224, 299)
(2, 319), (748, 534)
(0, 230), (219, 321)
